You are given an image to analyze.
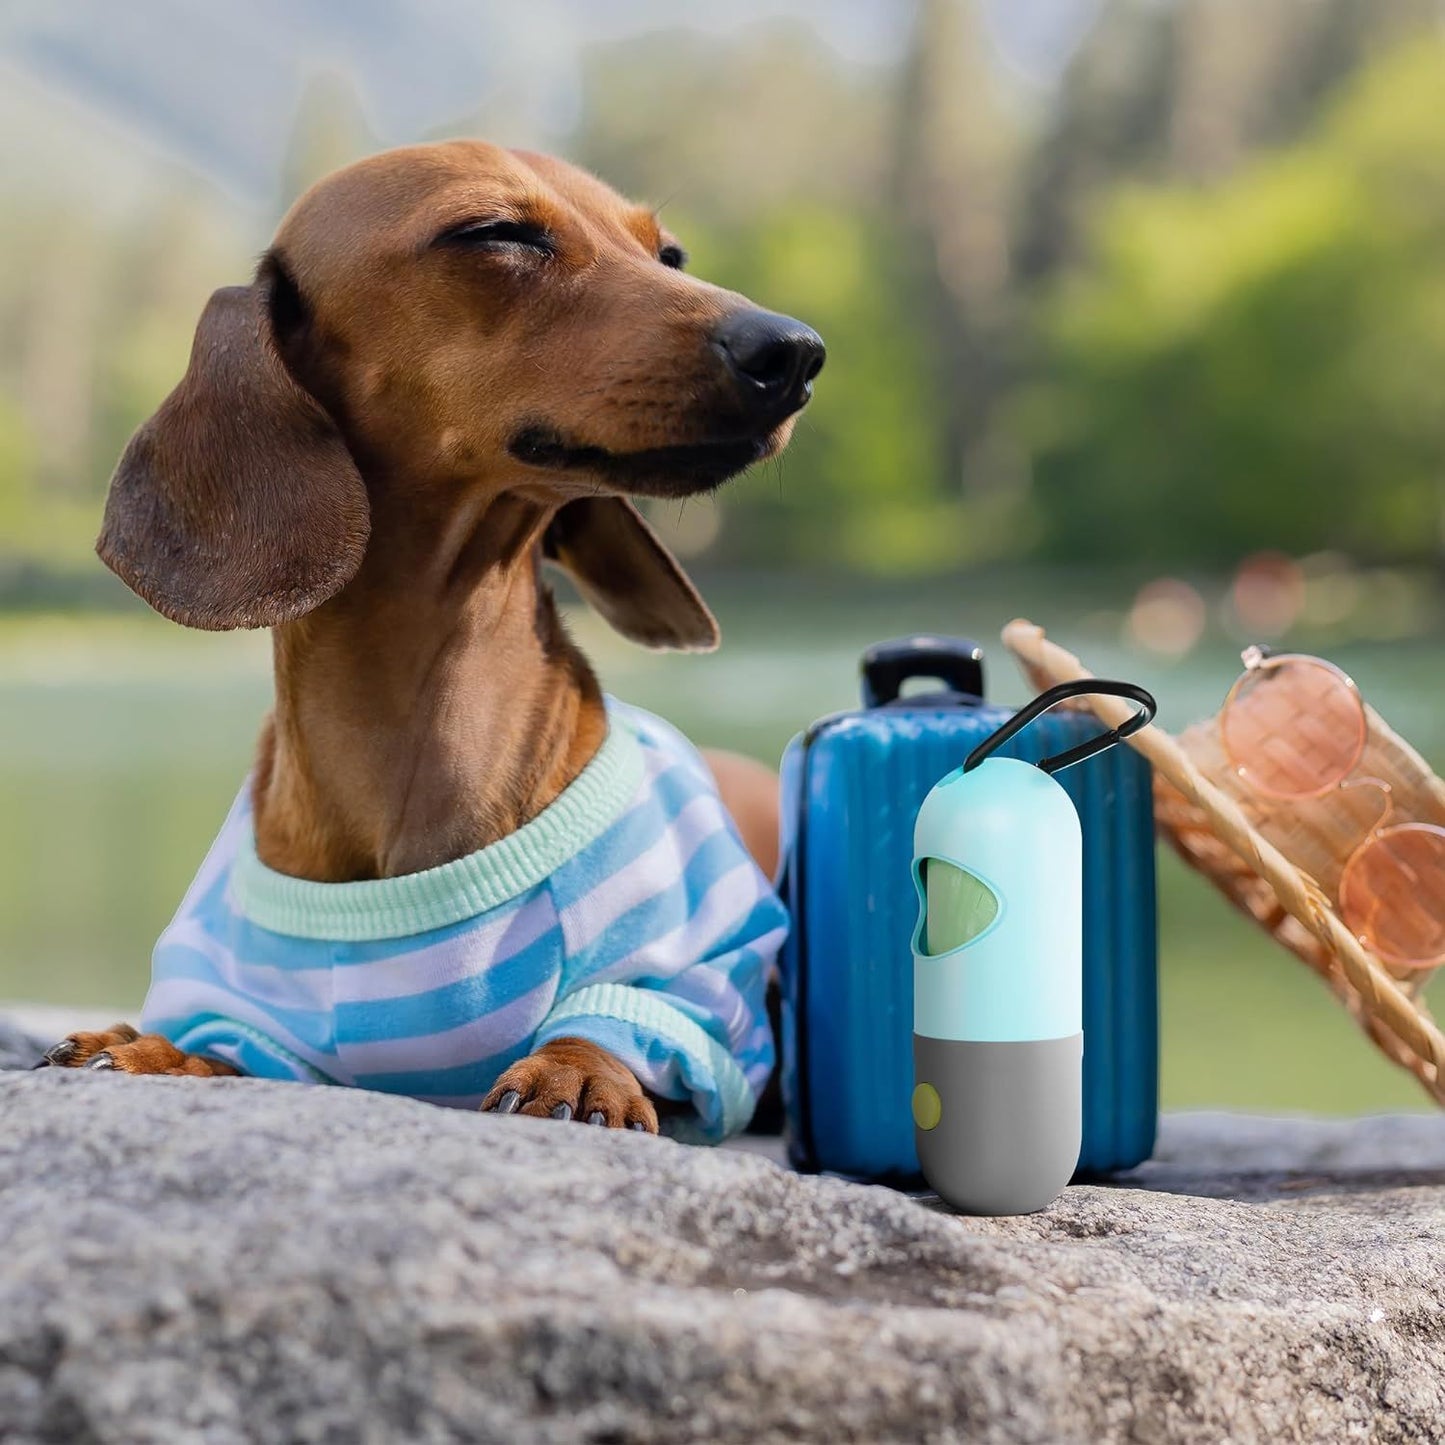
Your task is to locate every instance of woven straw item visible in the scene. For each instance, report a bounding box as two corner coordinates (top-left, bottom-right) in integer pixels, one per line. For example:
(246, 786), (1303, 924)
(1003, 619), (1445, 1106)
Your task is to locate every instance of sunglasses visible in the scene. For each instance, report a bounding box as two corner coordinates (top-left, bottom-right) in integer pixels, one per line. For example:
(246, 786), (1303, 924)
(1220, 646), (1445, 970)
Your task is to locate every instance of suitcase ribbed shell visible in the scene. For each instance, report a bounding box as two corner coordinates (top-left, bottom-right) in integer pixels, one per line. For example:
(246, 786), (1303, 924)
(780, 696), (1157, 1180)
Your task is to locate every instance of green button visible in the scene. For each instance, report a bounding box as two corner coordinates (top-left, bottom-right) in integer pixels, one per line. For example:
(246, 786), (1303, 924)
(912, 1082), (942, 1131)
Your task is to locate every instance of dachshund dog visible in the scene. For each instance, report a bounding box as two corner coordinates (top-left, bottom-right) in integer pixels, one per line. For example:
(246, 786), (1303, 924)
(37, 142), (823, 1138)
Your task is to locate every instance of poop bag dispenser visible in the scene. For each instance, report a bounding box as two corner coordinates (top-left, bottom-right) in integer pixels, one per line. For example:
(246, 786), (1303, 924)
(911, 679), (1156, 1215)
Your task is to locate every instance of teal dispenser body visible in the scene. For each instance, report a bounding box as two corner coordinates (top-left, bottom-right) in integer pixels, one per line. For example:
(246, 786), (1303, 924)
(911, 681), (1155, 1215)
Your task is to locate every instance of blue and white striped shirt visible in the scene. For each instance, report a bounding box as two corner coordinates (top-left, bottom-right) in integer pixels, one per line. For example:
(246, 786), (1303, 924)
(140, 700), (786, 1140)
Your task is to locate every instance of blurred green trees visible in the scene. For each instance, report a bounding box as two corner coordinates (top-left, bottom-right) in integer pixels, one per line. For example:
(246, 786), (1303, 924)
(579, 3), (1445, 576)
(1, 2), (1442, 595)
(0, 192), (244, 586)
(1018, 40), (1445, 564)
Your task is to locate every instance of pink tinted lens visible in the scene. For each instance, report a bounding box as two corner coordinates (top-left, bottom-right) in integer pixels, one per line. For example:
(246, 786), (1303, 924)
(1221, 656), (1367, 798)
(1339, 825), (1445, 968)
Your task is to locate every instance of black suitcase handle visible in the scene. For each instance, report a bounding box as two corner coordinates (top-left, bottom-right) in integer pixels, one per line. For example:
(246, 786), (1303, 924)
(860, 635), (986, 708)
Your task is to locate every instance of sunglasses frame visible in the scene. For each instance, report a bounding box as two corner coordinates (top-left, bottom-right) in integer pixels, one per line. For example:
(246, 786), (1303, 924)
(1221, 646), (1368, 801)
(1222, 646), (1445, 969)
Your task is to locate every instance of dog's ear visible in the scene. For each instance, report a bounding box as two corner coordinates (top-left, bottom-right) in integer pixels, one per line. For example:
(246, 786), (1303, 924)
(96, 257), (369, 630)
(543, 497), (720, 652)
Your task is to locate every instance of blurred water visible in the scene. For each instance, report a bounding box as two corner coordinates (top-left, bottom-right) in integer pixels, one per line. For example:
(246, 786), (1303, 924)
(2, 576), (1441, 1112)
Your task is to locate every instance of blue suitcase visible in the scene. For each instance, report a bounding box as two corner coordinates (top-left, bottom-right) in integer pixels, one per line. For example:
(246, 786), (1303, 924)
(778, 635), (1158, 1180)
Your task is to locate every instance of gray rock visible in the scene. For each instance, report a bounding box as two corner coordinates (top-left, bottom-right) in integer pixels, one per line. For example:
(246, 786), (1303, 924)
(2, 1063), (1443, 1443)
(0, 1017), (46, 1072)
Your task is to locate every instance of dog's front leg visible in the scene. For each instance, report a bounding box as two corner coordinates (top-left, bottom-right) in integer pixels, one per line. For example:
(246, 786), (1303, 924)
(33, 1024), (238, 1076)
(481, 1038), (658, 1132)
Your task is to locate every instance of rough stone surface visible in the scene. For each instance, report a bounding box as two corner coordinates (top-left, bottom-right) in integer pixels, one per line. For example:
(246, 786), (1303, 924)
(0, 1016), (47, 1072)
(3, 1020), (1444, 1444)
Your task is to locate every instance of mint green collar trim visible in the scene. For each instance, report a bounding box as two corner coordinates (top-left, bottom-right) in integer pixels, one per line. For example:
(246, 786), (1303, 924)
(230, 720), (645, 942)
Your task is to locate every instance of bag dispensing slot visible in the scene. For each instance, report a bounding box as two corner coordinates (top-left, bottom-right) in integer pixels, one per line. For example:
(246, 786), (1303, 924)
(920, 859), (1000, 956)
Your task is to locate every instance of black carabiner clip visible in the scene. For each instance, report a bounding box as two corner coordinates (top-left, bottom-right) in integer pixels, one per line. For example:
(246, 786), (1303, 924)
(963, 679), (1156, 777)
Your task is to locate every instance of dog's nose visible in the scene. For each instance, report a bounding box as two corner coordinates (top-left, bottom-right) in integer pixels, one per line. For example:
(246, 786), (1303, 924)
(713, 310), (825, 414)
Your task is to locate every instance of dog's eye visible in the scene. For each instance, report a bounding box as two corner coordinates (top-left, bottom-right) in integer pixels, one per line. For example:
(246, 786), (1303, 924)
(659, 243), (687, 270)
(435, 219), (555, 257)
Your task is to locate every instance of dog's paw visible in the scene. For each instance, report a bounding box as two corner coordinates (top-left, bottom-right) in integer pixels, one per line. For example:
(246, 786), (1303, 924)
(34, 1027), (235, 1077)
(33, 1023), (140, 1069)
(481, 1037), (659, 1133)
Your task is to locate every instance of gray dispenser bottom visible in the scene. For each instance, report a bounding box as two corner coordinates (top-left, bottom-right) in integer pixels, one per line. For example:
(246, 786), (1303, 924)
(913, 1033), (1083, 1215)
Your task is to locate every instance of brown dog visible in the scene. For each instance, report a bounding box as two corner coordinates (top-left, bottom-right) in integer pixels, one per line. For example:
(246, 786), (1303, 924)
(38, 141), (823, 1132)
